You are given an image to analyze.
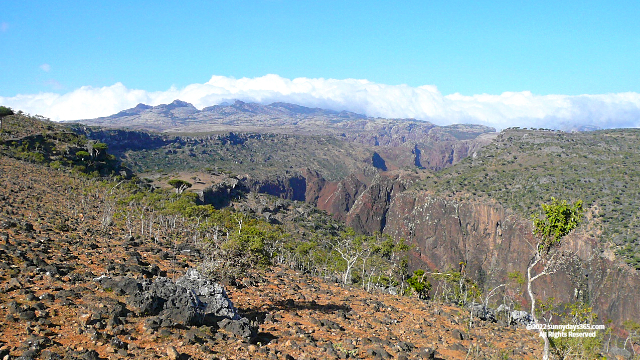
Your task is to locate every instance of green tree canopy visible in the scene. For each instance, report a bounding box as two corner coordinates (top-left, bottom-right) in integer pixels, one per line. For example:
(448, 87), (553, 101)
(528, 197), (584, 360)
(0, 106), (14, 118)
(76, 150), (91, 161)
(532, 197), (583, 253)
(168, 179), (192, 194)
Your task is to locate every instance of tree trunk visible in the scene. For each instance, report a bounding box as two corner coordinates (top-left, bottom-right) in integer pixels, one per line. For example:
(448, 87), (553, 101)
(528, 254), (550, 360)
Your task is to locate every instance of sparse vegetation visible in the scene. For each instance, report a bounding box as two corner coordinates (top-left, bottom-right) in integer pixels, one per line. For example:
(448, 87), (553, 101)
(549, 301), (603, 360)
(88, 130), (378, 181)
(0, 113), (124, 177)
(406, 269), (431, 299)
(418, 128), (640, 268)
(528, 198), (584, 360)
(0, 105), (14, 131)
(2, 111), (636, 359)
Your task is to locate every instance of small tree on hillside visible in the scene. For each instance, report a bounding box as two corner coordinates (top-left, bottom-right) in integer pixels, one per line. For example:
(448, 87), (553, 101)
(528, 197), (583, 360)
(91, 142), (108, 160)
(76, 150), (91, 161)
(168, 179), (192, 194)
(333, 228), (371, 285)
(623, 320), (640, 357)
(0, 106), (14, 132)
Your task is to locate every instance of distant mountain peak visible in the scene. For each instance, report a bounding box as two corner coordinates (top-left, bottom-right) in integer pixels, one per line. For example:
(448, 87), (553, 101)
(114, 103), (152, 117)
(134, 103), (152, 110)
(162, 99), (196, 110)
(76, 99), (494, 140)
(170, 99), (191, 106)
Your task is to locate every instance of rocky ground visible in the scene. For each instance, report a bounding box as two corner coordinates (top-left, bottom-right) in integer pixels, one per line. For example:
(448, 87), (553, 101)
(0, 156), (543, 359)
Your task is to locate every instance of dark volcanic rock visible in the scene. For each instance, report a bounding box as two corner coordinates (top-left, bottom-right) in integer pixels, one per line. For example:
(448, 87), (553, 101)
(243, 175), (307, 202)
(217, 317), (256, 340)
(196, 177), (249, 209)
(95, 268), (252, 337)
(174, 268), (241, 321)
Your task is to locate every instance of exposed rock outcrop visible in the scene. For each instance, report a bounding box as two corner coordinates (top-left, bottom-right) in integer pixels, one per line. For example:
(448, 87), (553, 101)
(315, 173), (367, 222)
(95, 269), (256, 340)
(345, 173), (413, 234)
(377, 191), (640, 328)
(196, 177), (249, 209)
(417, 138), (490, 171)
(242, 175), (307, 202)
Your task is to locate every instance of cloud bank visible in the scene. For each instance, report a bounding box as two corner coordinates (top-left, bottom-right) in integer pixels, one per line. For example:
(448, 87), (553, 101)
(2, 74), (640, 130)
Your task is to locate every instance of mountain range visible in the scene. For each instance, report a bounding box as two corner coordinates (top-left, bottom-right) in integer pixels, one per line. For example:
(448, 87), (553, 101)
(76, 99), (495, 139)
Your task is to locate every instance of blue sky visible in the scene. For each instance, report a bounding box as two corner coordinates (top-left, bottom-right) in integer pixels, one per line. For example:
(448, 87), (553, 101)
(2, 0), (640, 129)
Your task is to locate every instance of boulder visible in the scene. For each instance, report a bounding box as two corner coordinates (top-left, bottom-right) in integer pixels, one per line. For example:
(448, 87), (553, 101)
(510, 310), (533, 326)
(469, 303), (496, 322)
(94, 268), (254, 339)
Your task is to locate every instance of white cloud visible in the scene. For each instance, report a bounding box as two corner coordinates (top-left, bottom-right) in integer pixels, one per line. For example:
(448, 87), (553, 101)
(40, 64), (51, 72)
(1, 74), (640, 130)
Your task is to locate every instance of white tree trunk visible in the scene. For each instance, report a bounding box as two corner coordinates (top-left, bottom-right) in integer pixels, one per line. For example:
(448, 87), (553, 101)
(528, 253), (550, 360)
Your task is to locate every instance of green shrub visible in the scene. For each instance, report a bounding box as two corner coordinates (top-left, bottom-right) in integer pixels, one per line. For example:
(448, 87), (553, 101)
(406, 269), (431, 299)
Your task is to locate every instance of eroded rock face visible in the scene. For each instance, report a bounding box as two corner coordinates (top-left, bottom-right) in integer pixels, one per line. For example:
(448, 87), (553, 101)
(380, 192), (640, 328)
(345, 174), (411, 234)
(417, 140), (487, 171)
(302, 169), (326, 205)
(314, 173), (367, 222)
(196, 178), (249, 209)
(243, 175), (307, 202)
(297, 166), (640, 327)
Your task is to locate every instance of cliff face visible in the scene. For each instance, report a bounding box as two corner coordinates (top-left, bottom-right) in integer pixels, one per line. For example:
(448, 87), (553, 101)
(242, 175), (308, 202)
(383, 194), (522, 275)
(418, 140), (483, 171)
(197, 167), (639, 327)
(379, 192), (640, 328)
(345, 174), (414, 234)
(311, 173), (368, 222)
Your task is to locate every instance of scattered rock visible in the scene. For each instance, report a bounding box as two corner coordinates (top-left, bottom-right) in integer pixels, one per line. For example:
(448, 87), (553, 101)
(608, 347), (632, 360)
(418, 348), (436, 359)
(166, 345), (180, 360)
(217, 317), (256, 341)
(469, 303), (496, 322)
(366, 347), (391, 359)
(110, 337), (127, 350)
(510, 310), (533, 326)
(396, 341), (414, 352)
(451, 328), (466, 340)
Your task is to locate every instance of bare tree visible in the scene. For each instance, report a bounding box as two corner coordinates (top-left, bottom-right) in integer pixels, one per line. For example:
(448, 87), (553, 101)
(333, 229), (371, 285)
(623, 320), (640, 357)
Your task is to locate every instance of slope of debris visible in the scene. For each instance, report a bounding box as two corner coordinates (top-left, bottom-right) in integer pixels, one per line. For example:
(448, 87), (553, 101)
(0, 156), (542, 359)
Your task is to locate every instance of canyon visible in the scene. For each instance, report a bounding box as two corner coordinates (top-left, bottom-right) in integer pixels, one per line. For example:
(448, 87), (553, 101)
(74, 100), (640, 333)
(226, 168), (640, 329)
